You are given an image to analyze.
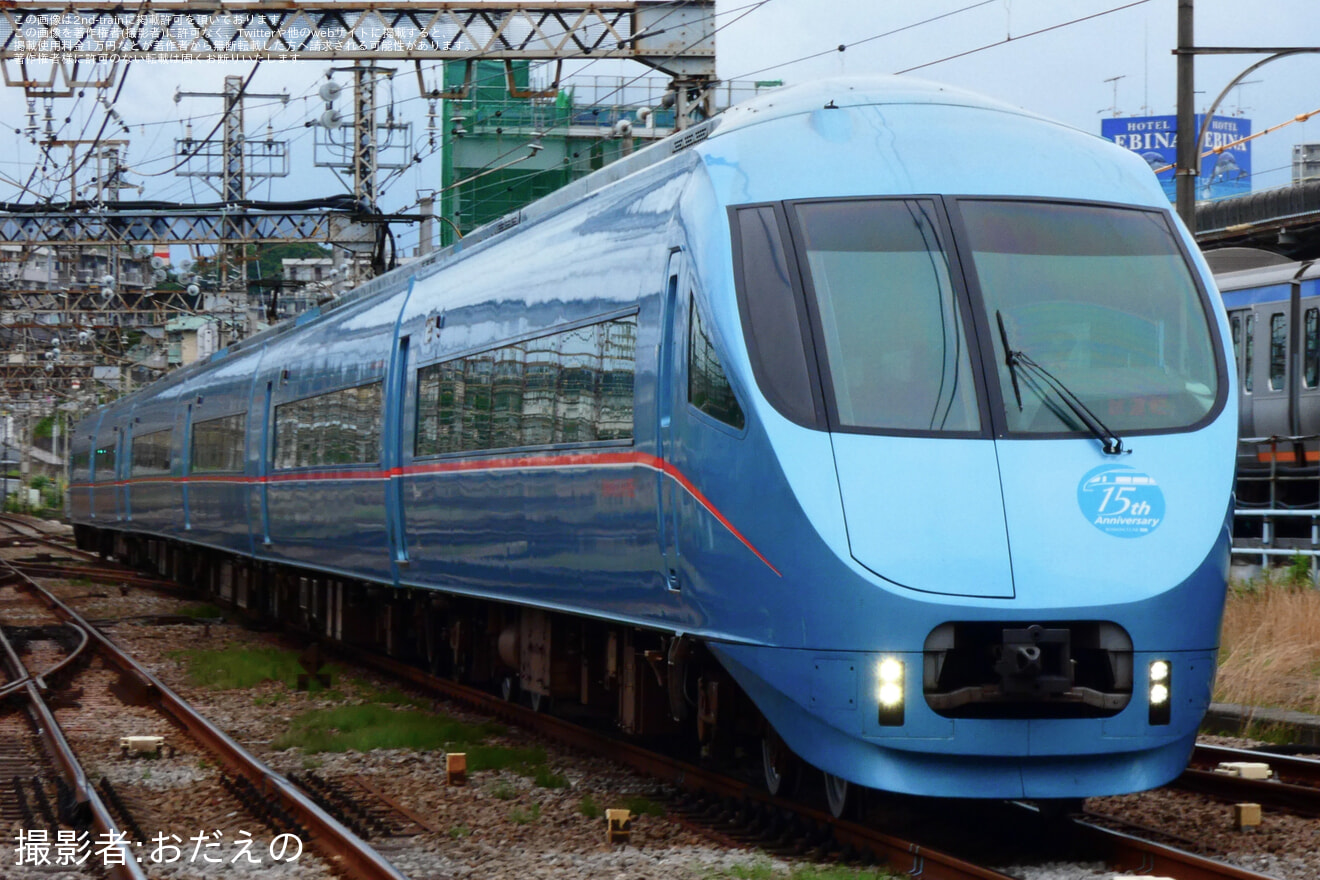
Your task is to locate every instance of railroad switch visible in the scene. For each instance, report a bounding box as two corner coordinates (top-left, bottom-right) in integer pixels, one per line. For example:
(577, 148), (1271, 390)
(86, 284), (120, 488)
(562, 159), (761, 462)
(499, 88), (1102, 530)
(445, 752), (466, 785)
(1214, 761), (1273, 780)
(606, 808), (631, 845)
(1234, 802), (1262, 830)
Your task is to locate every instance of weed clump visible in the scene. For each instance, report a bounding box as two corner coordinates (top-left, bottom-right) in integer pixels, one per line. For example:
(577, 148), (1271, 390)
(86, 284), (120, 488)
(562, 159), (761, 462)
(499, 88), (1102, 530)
(1218, 571), (1320, 714)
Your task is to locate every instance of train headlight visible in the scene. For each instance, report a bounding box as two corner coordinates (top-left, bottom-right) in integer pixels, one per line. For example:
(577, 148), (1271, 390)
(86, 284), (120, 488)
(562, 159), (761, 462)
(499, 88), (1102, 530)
(1148, 660), (1171, 726)
(876, 657), (904, 726)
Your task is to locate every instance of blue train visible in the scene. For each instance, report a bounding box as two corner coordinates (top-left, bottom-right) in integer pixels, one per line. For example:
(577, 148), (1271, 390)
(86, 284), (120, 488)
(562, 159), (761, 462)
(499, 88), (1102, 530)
(68, 76), (1236, 812)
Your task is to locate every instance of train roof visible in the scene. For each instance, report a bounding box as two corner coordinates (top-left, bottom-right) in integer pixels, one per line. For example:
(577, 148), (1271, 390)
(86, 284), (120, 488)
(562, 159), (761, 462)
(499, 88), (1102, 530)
(74, 76), (1136, 424)
(711, 75), (1059, 137)
(1214, 257), (1320, 291)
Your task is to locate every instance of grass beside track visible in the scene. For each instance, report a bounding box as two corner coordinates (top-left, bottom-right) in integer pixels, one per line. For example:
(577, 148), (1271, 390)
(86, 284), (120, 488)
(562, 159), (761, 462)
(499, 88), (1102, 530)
(273, 703), (502, 753)
(171, 644), (338, 691)
(1217, 567), (1320, 715)
(175, 643), (572, 785)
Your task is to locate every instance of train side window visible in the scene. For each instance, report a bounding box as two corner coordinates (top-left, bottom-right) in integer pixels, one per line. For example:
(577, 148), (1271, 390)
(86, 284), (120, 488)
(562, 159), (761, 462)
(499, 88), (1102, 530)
(130, 429), (172, 476)
(1245, 314), (1254, 393)
(71, 447), (91, 483)
(1269, 313), (1286, 391)
(1306, 308), (1319, 388)
(415, 314), (637, 456)
(191, 413), (246, 473)
(273, 382), (383, 469)
(688, 295), (746, 429)
(93, 442), (116, 482)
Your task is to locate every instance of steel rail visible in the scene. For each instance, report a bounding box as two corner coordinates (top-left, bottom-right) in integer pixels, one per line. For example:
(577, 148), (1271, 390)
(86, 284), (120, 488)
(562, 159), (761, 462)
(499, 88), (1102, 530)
(344, 642), (1295, 880)
(0, 513), (105, 563)
(331, 641), (1021, 880)
(1175, 743), (1320, 816)
(0, 607), (146, 879)
(32, 621), (92, 687)
(0, 557), (411, 880)
(0, 621), (92, 699)
(1192, 743), (1320, 786)
(1070, 818), (1282, 880)
(10, 562), (187, 590)
(17, 533), (1286, 880)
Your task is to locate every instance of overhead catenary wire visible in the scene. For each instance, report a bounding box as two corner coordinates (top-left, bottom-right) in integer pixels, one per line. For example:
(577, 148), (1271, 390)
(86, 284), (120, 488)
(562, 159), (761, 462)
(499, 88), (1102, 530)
(894, 0), (1153, 75)
(727, 0), (999, 81)
(2, 0), (723, 206)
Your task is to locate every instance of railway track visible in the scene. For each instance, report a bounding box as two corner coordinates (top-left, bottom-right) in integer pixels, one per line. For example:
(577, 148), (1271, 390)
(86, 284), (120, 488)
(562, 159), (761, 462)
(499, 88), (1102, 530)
(0, 513), (1303, 880)
(1170, 744), (1320, 817)
(339, 639), (1293, 880)
(0, 546), (408, 880)
(0, 589), (143, 878)
(0, 514), (185, 592)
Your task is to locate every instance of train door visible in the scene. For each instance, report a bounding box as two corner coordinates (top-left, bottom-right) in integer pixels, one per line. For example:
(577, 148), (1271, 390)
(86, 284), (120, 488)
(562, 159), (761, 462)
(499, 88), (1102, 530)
(182, 402), (193, 531)
(121, 412), (134, 522)
(656, 249), (684, 593)
(386, 333), (412, 575)
(1229, 310), (1254, 437)
(1300, 304), (1320, 435)
(257, 381), (274, 547)
(1254, 306), (1290, 438)
(113, 421), (127, 522)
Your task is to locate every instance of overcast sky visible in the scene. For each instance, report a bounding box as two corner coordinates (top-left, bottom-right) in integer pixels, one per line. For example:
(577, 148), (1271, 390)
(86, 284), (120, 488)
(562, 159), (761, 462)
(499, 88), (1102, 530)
(1, 0), (1317, 257)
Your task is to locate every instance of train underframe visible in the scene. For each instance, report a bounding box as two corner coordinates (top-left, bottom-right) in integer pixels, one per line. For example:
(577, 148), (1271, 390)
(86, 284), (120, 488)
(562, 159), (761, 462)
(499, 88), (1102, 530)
(74, 525), (769, 776)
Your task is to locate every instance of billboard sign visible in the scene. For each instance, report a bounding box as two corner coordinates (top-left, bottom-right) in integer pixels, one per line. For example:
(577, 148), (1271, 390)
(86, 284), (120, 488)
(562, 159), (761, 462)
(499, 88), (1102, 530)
(1101, 114), (1251, 202)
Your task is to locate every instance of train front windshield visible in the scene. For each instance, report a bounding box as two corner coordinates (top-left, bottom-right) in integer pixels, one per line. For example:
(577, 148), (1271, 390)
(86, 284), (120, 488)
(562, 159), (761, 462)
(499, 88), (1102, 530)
(777, 197), (1221, 438)
(959, 199), (1219, 436)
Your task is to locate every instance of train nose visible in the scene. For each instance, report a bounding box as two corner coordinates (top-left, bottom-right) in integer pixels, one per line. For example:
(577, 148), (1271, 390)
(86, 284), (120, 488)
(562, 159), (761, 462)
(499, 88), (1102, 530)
(830, 434), (1014, 597)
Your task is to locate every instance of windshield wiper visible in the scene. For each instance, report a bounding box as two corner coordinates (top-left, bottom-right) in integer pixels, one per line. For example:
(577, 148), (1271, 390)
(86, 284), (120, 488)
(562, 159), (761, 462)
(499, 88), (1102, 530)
(994, 310), (1128, 456)
(995, 311), (1023, 411)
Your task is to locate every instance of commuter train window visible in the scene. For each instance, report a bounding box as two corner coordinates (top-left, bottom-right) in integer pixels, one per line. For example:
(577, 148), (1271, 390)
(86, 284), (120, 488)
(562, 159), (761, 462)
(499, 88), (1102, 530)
(191, 413), (246, 474)
(415, 314), (636, 456)
(274, 382), (383, 469)
(961, 199), (1219, 434)
(1306, 308), (1319, 388)
(792, 198), (980, 433)
(1269, 313), (1286, 392)
(131, 429), (172, 477)
(1245, 314), (1254, 393)
(93, 443), (116, 482)
(688, 296), (745, 429)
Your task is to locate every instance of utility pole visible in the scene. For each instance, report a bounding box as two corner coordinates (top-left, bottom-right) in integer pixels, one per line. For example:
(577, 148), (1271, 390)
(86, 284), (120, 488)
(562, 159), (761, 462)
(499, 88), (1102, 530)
(1, 410), (9, 509)
(315, 64), (406, 284)
(1176, 0), (1196, 226)
(19, 410), (28, 505)
(352, 66), (390, 212)
(175, 76), (290, 338)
